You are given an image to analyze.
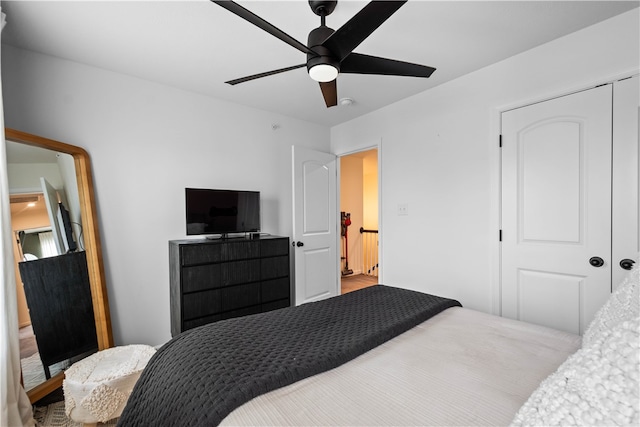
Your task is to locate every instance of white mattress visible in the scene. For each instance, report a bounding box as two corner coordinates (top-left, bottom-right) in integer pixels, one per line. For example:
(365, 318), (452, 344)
(221, 306), (581, 426)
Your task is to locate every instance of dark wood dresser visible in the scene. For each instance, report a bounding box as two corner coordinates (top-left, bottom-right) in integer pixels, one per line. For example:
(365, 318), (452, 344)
(169, 235), (291, 336)
(19, 251), (98, 378)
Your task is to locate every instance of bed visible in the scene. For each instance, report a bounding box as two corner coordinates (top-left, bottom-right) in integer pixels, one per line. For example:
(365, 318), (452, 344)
(118, 267), (639, 426)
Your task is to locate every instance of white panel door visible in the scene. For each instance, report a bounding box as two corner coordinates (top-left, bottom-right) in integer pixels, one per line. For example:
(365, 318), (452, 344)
(292, 146), (338, 305)
(40, 177), (64, 255)
(612, 75), (639, 287)
(501, 85), (613, 335)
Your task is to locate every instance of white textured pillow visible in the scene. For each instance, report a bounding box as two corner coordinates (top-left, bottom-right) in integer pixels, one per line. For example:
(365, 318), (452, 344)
(582, 262), (639, 348)
(511, 316), (639, 426)
(512, 260), (640, 427)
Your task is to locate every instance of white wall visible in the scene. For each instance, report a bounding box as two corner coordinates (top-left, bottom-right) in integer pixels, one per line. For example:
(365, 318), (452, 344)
(7, 162), (62, 193)
(56, 152), (84, 249)
(2, 45), (330, 346)
(331, 10), (640, 314)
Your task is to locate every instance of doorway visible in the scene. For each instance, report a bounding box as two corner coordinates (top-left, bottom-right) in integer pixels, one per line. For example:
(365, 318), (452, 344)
(339, 148), (379, 294)
(500, 77), (638, 335)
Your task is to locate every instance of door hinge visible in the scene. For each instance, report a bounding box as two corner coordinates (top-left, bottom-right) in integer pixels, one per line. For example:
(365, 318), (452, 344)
(499, 229), (502, 241)
(499, 134), (502, 148)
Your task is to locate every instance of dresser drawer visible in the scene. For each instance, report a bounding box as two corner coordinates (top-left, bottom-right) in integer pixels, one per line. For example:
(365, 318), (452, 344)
(182, 313), (223, 331)
(180, 240), (261, 266)
(180, 244), (224, 266)
(261, 278), (290, 302)
(226, 241), (260, 260)
(182, 282), (261, 320)
(261, 255), (289, 280)
(262, 299), (290, 313)
(221, 259), (260, 286)
(260, 238), (289, 257)
(182, 264), (222, 293)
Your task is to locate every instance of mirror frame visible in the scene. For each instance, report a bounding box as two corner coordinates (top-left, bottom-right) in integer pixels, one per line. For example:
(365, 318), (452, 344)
(6, 128), (114, 402)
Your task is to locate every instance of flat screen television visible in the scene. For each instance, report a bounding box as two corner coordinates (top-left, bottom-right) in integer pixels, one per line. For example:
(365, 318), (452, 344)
(185, 188), (260, 237)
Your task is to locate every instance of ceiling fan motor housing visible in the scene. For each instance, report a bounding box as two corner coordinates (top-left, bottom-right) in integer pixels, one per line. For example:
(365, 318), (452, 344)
(307, 25), (340, 74)
(308, 0), (337, 17)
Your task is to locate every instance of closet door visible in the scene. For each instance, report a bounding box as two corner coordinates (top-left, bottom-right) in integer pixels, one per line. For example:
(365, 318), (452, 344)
(501, 85), (613, 335)
(612, 75), (639, 287)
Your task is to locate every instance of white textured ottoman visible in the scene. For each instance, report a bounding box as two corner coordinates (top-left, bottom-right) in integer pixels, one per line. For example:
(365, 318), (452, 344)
(63, 345), (156, 426)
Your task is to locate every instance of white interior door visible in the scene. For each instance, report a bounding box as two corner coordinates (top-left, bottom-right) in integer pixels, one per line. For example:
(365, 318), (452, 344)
(292, 146), (338, 305)
(612, 75), (639, 287)
(501, 85), (613, 335)
(40, 177), (64, 255)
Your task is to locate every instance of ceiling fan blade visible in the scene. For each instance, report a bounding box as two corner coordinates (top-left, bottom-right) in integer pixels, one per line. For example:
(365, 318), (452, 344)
(319, 80), (337, 108)
(226, 64), (306, 85)
(322, 1), (407, 62)
(211, 1), (318, 56)
(341, 53), (436, 78)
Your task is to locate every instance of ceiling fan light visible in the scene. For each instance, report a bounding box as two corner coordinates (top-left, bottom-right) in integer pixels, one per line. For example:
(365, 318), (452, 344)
(309, 64), (339, 82)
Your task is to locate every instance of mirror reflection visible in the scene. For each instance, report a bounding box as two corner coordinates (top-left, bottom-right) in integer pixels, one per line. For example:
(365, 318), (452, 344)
(7, 140), (98, 393)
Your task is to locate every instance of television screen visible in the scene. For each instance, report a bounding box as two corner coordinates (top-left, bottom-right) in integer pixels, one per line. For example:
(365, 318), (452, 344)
(185, 188), (260, 236)
(57, 202), (77, 252)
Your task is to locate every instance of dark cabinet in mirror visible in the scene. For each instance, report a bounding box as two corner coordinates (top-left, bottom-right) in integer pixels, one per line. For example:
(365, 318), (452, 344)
(5, 128), (113, 403)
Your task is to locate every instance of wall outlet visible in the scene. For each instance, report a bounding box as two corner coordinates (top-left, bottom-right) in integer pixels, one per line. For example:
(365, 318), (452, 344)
(397, 203), (409, 216)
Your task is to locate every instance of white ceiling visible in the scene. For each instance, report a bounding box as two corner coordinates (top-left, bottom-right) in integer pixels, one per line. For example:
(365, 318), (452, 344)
(1, 1), (638, 127)
(5, 140), (59, 164)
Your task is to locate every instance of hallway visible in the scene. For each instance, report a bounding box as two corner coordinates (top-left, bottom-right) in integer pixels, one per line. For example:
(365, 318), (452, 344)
(341, 274), (378, 294)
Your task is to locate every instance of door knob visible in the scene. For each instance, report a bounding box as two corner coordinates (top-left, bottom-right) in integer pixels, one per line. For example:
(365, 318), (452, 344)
(296, 241), (304, 247)
(620, 259), (636, 270)
(589, 256), (605, 267)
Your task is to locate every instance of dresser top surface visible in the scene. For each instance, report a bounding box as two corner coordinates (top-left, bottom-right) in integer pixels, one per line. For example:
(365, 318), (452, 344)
(170, 235), (287, 245)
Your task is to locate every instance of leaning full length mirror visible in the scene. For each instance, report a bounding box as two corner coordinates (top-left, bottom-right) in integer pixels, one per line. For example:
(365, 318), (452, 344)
(5, 128), (113, 403)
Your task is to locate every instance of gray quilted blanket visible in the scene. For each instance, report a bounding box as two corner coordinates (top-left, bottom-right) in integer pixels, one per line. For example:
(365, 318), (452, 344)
(117, 285), (461, 426)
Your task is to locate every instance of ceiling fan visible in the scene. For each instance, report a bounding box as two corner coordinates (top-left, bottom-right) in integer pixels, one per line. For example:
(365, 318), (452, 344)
(212, 0), (436, 108)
